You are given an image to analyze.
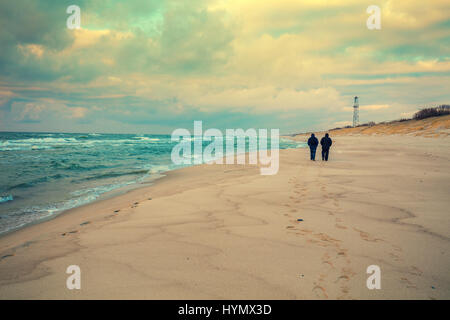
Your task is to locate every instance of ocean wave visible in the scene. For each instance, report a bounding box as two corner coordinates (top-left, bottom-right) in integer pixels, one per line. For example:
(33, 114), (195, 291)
(49, 161), (107, 171)
(0, 136), (171, 151)
(0, 145), (52, 151)
(15, 137), (78, 144)
(1, 179), (141, 234)
(70, 182), (132, 198)
(7, 173), (68, 191)
(148, 164), (171, 174)
(81, 169), (150, 181)
(134, 136), (161, 141)
(69, 172), (153, 200)
(0, 137), (78, 151)
(0, 194), (13, 204)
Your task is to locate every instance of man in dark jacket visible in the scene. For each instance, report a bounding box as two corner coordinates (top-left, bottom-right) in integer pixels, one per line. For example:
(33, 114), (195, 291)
(320, 133), (333, 161)
(307, 133), (319, 161)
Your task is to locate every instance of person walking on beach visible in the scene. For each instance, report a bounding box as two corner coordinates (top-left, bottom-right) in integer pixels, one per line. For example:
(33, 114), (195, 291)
(307, 133), (319, 161)
(320, 133), (333, 161)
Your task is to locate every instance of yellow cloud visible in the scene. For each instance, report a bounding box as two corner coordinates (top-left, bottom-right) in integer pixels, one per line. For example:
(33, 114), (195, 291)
(17, 44), (44, 59)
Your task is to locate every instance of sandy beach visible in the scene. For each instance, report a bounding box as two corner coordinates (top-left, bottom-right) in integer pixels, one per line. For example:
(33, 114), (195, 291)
(0, 132), (449, 299)
(2, 0), (450, 303)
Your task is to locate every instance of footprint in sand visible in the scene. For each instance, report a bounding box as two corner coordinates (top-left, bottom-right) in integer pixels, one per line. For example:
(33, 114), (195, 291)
(334, 275), (350, 283)
(341, 267), (356, 278)
(61, 230), (79, 236)
(400, 277), (417, 289)
(295, 228), (313, 237)
(353, 228), (382, 242)
(389, 252), (401, 261)
(336, 250), (347, 258)
(80, 221), (90, 226)
(316, 233), (340, 244)
(20, 241), (34, 248)
(1, 254), (15, 261)
(322, 253), (335, 268)
(131, 202), (139, 208)
(312, 285), (328, 299)
(409, 266), (423, 276)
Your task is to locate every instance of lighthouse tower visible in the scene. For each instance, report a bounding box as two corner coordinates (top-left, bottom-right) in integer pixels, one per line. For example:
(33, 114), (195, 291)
(353, 96), (359, 127)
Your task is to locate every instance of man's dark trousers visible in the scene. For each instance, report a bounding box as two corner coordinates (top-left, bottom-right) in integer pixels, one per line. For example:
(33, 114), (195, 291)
(310, 147), (317, 160)
(322, 148), (329, 161)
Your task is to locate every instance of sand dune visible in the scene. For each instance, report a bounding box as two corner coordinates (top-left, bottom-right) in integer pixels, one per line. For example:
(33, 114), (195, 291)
(0, 129), (449, 299)
(300, 115), (450, 138)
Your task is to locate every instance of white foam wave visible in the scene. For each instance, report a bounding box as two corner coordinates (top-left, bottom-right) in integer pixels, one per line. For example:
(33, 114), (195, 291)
(0, 194), (13, 204)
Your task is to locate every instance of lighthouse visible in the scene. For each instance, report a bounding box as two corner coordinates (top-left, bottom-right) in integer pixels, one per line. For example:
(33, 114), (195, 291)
(353, 96), (359, 127)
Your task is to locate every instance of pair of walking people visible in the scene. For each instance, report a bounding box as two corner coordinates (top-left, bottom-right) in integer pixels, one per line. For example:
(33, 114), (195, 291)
(307, 133), (332, 161)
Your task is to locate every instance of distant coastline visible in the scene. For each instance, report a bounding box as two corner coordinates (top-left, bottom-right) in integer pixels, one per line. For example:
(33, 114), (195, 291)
(290, 114), (450, 139)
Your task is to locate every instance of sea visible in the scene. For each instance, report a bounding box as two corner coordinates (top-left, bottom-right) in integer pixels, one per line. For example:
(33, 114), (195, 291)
(0, 132), (305, 235)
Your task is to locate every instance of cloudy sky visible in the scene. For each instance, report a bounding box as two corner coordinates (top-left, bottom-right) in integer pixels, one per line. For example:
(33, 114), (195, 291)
(0, 0), (449, 134)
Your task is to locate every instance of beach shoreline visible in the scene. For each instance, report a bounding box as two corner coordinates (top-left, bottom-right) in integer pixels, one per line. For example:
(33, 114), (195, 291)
(0, 131), (301, 236)
(0, 170), (166, 239)
(0, 134), (449, 299)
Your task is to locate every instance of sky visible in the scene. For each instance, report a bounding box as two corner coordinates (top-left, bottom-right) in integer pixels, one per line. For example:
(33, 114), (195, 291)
(0, 0), (449, 134)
